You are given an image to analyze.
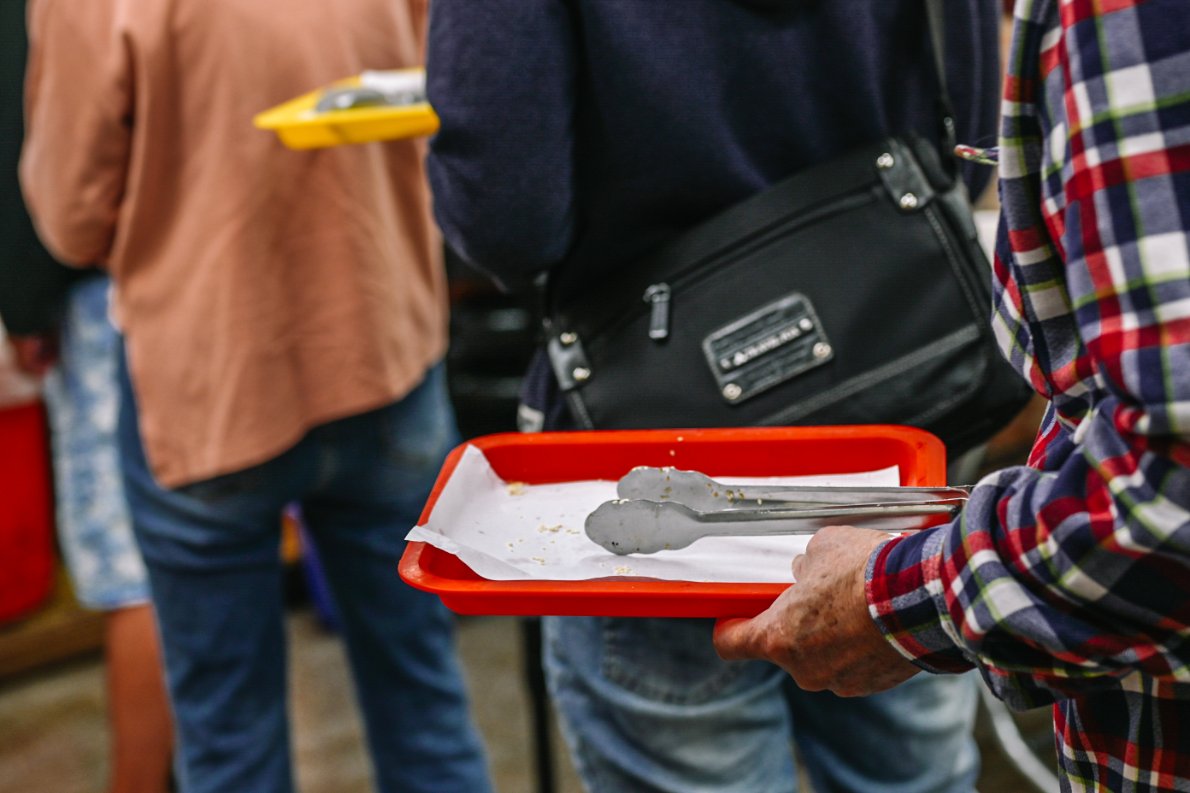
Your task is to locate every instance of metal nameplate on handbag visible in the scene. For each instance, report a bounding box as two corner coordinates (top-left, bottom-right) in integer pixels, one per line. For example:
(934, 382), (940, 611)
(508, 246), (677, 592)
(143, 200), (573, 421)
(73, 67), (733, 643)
(701, 292), (833, 404)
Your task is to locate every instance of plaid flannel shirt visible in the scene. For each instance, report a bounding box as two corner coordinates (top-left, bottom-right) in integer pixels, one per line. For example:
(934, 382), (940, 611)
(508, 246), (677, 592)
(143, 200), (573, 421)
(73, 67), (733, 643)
(867, 0), (1190, 788)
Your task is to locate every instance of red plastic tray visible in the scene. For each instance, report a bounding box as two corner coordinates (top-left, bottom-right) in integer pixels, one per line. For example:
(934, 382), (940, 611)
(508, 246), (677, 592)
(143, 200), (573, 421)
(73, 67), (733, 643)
(399, 425), (946, 618)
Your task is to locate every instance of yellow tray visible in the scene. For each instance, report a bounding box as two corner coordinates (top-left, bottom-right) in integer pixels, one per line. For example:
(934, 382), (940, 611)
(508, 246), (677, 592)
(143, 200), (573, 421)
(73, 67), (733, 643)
(254, 69), (439, 150)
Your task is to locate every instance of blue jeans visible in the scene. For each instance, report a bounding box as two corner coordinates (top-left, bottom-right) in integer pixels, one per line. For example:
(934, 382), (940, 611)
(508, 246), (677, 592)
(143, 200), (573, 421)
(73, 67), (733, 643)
(117, 357), (492, 793)
(544, 616), (979, 793)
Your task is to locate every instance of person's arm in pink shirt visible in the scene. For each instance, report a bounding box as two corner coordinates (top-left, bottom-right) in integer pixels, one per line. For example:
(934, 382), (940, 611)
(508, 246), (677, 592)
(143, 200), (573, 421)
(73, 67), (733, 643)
(20, 0), (131, 267)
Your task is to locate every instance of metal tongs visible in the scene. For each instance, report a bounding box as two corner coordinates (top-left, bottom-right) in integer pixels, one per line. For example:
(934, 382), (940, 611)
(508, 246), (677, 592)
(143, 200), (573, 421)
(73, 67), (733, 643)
(585, 467), (969, 555)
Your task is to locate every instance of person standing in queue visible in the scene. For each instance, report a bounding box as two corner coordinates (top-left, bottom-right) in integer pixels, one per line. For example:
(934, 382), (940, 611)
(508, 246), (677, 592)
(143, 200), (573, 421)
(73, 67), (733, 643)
(715, 2), (1190, 790)
(21, 0), (493, 790)
(425, 1), (1003, 790)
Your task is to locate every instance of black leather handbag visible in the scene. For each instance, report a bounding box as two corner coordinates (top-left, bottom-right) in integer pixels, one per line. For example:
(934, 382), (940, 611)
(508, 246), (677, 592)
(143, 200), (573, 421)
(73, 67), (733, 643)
(543, 1), (1032, 455)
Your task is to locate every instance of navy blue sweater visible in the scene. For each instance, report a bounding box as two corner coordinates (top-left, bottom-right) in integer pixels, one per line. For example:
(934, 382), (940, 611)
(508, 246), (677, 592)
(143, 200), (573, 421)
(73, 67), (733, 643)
(427, 0), (1000, 301)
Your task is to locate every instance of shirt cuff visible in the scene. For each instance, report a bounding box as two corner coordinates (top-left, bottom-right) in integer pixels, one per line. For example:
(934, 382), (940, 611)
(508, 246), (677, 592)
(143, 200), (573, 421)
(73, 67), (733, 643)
(865, 528), (975, 674)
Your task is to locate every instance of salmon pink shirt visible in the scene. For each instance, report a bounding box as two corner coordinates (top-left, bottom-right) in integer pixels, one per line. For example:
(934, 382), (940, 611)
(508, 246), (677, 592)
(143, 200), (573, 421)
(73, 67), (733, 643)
(21, 0), (446, 488)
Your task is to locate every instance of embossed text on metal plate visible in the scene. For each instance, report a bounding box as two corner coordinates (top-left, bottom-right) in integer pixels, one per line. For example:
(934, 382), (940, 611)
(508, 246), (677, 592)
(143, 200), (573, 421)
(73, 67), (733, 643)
(701, 292), (833, 404)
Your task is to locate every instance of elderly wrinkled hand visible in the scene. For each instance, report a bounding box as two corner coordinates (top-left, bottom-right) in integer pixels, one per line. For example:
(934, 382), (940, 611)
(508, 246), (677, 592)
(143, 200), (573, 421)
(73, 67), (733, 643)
(712, 525), (921, 697)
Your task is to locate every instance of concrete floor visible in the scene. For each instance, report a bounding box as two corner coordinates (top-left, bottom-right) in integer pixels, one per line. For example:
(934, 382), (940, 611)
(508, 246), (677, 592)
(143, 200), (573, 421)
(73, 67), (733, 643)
(0, 610), (583, 793)
(0, 605), (1058, 793)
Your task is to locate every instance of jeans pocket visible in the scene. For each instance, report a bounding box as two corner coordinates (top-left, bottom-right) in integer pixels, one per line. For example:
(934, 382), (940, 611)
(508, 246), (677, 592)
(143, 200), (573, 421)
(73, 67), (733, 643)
(380, 416), (453, 471)
(376, 367), (459, 474)
(600, 617), (752, 705)
(176, 465), (268, 503)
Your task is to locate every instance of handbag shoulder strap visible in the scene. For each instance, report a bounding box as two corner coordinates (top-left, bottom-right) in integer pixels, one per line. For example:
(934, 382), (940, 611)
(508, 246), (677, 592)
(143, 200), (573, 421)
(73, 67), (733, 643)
(924, 0), (957, 158)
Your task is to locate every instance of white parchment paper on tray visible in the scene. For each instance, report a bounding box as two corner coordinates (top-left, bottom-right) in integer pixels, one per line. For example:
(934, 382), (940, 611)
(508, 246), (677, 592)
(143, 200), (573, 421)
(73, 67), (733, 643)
(405, 445), (900, 584)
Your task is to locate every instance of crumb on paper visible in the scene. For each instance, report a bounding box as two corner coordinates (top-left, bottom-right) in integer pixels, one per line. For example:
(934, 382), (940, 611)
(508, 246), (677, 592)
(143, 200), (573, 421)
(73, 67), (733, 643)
(537, 523), (563, 534)
(506, 481), (529, 496)
(506, 542), (515, 550)
(614, 565), (633, 575)
(530, 556), (547, 565)
(566, 528), (580, 535)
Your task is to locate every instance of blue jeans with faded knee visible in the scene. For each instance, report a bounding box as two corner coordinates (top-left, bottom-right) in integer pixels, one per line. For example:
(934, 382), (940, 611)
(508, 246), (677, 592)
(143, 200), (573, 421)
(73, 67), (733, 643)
(117, 356), (492, 793)
(544, 615), (979, 793)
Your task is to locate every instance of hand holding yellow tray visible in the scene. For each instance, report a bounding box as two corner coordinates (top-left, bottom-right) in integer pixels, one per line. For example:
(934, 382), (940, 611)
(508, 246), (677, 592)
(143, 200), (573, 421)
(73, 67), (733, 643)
(254, 68), (439, 150)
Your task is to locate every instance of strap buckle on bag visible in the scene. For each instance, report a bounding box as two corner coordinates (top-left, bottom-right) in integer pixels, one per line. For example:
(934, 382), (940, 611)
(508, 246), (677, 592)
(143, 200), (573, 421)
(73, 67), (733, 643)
(874, 139), (936, 213)
(546, 329), (593, 391)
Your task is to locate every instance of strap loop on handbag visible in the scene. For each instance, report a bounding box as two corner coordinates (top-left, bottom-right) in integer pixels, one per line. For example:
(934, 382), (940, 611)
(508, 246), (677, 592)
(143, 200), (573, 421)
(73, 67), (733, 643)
(924, 0), (958, 169)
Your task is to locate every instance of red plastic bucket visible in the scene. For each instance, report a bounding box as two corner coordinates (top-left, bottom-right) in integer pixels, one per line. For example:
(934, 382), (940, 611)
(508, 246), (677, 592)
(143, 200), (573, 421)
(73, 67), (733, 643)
(0, 401), (56, 624)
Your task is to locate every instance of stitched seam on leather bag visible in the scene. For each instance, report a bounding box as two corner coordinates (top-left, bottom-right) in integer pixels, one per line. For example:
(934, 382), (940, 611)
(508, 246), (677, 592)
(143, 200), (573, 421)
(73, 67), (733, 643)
(763, 324), (981, 425)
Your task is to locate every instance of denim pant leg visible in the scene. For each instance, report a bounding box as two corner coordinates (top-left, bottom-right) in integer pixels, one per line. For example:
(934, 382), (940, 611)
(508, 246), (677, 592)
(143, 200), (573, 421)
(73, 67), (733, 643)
(299, 366), (492, 793)
(544, 615), (797, 793)
(116, 355), (299, 793)
(43, 277), (148, 611)
(787, 672), (980, 793)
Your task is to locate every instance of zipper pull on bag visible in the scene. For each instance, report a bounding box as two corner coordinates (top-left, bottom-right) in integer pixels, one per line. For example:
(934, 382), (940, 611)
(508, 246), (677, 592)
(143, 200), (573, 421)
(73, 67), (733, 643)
(643, 283), (671, 341)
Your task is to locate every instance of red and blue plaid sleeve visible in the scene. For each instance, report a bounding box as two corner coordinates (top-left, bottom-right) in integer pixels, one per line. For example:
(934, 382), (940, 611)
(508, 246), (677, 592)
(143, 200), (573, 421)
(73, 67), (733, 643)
(867, 0), (1190, 713)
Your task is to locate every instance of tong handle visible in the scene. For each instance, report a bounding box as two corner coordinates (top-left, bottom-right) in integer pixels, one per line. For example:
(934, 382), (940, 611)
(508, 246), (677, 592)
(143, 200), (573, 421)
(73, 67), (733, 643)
(732, 485), (970, 506)
(584, 499), (961, 555)
(615, 467), (970, 513)
(696, 502), (961, 531)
